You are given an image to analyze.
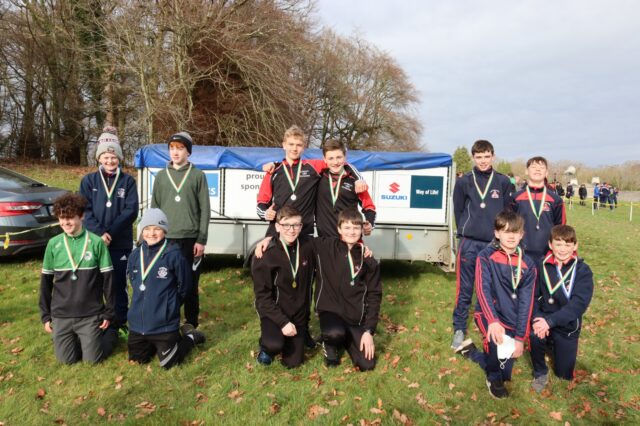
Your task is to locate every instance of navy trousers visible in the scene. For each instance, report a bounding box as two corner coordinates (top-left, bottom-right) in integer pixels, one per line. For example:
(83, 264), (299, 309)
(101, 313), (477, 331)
(452, 238), (488, 332)
(530, 329), (579, 380)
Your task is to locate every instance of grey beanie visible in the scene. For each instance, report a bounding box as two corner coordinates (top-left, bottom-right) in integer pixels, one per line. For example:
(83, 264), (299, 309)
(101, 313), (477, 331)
(168, 131), (193, 154)
(96, 126), (123, 160)
(138, 208), (169, 238)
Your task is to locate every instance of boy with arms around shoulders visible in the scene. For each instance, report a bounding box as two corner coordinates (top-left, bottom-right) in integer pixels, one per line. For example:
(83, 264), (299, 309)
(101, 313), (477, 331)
(451, 140), (514, 349)
(151, 132), (210, 330)
(530, 225), (594, 392)
(39, 193), (118, 364)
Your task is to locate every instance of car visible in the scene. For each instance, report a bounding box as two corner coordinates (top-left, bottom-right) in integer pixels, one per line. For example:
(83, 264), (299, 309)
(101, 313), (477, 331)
(0, 166), (68, 256)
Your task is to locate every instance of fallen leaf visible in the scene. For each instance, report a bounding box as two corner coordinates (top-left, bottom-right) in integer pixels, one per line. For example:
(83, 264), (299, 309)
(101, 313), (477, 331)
(393, 409), (414, 426)
(471, 392), (477, 401)
(270, 402), (280, 414)
(10, 347), (24, 355)
(115, 375), (124, 384)
(307, 404), (329, 420)
(448, 383), (456, 390)
(36, 388), (46, 399)
(391, 356), (401, 368)
(550, 411), (563, 421)
(370, 408), (385, 415)
(97, 407), (106, 417)
(408, 382), (419, 388)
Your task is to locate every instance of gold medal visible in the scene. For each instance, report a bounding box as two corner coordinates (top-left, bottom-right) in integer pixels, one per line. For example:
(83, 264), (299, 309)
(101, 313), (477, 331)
(292, 281), (297, 288)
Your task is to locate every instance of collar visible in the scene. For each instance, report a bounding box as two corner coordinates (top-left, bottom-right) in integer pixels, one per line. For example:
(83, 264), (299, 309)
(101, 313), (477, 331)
(99, 166), (119, 178)
(283, 158), (301, 166)
(144, 238), (166, 250)
(66, 228), (87, 239)
(544, 250), (578, 265)
(168, 161), (190, 171)
(473, 166), (493, 176)
(526, 182), (546, 190)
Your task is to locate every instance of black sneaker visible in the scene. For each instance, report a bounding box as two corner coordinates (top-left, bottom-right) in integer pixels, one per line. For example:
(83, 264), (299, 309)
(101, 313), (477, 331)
(304, 329), (317, 349)
(256, 350), (272, 366)
(186, 329), (206, 346)
(486, 379), (509, 399)
(454, 339), (477, 359)
(323, 343), (340, 367)
(180, 323), (195, 337)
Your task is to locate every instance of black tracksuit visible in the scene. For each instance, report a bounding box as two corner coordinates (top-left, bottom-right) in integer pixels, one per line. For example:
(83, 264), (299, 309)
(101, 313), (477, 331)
(530, 253), (593, 380)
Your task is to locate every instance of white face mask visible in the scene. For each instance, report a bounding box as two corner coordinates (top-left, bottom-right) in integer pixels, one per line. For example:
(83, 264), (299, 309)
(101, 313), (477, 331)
(497, 335), (516, 361)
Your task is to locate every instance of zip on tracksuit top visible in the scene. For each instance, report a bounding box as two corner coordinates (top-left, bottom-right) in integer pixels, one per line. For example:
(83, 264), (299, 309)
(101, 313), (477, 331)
(315, 169), (376, 238)
(453, 167), (514, 242)
(126, 239), (192, 335)
(252, 235), (315, 328)
(512, 184), (566, 258)
(474, 241), (536, 342)
(312, 237), (382, 333)
(533, 252), (593, 334)
(80, 167), (139, 250)
(39, 229), (114, 323)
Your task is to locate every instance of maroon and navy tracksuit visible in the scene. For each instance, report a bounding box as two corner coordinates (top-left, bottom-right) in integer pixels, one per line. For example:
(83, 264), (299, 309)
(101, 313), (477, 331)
(512, 185), (566, 264)
(251, 236), (314, 368)
(472, 242), (536, 383)
(315, 169), (376, 238)
(530, 253), (593, 380)
(452, 168), (513, 332)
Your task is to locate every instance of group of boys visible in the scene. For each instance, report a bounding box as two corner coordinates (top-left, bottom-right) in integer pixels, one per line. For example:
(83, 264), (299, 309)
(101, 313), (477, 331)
(451, 140), (594, 399)
(593, 183), (618, 210)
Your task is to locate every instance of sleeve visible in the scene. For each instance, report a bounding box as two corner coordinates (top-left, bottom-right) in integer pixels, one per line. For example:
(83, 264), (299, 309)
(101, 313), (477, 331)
(251, 253), (290, 327)
(545, 265), (594, 328)
(97, 239), (115, 321)
(358, 190), (376, 226)
(39, 243), (55, 323)
(80, 175), (106, 236)
(553, 196), (566, 225)
(515, 265), (536, 341)
(474, 255), (500, 324)
(175, 251), (193, 303)
(305, 159), (327, 174)
(106, 175), (139, 236)
(150, 171), (162, 209)
(256, 172), (274, 220)
(363, 258), (382, 333)
(197, 172), (211, 245)
(452, 178), (465, 228)
(343, 163), (363, 180)
(503, 177), (514, 210)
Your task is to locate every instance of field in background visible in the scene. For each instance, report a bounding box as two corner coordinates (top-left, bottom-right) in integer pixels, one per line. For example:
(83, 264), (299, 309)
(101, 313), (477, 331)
(1, 163), (639, 424)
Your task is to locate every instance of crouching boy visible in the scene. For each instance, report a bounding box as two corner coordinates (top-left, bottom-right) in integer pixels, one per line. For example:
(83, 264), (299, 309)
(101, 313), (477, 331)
(39, 194), (118, 364)
(252, 206), (314, 368)
(530, 225), (594, 392)
(127, 209), (205, 369)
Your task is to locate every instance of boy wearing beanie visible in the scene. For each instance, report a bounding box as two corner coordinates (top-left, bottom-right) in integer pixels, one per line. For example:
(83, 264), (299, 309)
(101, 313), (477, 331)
(80, 126), (138, 335)
(151, 131), (210, 330)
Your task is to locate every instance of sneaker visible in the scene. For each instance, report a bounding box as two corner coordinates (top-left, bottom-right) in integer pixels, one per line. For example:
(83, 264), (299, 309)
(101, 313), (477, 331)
(486, 379), (509, 399)
(256, 350), (272, 366)
(186, 329), (206, 346)
(451, 330), (465, 349)
(454, 339), (477, 359)
(180, 323), (195, 336)
(304, 329), (317, 349)
(322, 343), (340, 367)
(531, 374), (549, 393)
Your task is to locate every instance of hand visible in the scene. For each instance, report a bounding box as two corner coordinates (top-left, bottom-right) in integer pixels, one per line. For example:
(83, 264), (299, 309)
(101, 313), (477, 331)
(193, 243), (205, 257)
(363, 245), (373, 258)
(532, 317), (550, 339)
(487, 321), (505, 345)
(262, 162), (276, 173)
(354, 180), (368, 194)
(254, 237), (272, 259)
(99, 319), (110, 330)
(512, 340), (524, 358)
(281, 322), (297, 337)
(363, 221), (373, 236)
(44, 321), (53, 333)
(101, 233), (112, 246)
(265, 205), (277, 221)
(360, 331), (375, 360)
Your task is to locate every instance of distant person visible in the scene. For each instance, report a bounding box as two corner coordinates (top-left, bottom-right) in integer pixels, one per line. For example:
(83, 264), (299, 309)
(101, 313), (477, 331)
(565, 182), (574, 205)
(612, 187), (619, 208)
(451, 139), (513, 350)
(593, 184), (600, 210)
(507, 172), (517, 194)
(39, 193), (118, 364)
(530, 225), (594, 392)
(555, 182), (565, 197)
(578, 184), (587, 206)
(599, 183), (610, 209)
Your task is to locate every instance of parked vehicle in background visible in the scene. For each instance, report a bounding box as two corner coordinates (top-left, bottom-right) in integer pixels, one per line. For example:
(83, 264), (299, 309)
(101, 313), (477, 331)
(0, 166), (68, 256)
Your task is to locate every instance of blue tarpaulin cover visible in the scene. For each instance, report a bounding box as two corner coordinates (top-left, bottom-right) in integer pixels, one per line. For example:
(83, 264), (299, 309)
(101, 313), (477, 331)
(134, 144), (452, 171)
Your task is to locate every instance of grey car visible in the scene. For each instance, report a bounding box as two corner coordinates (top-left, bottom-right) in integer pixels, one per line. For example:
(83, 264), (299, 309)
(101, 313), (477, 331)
(0, 166), (68, 256)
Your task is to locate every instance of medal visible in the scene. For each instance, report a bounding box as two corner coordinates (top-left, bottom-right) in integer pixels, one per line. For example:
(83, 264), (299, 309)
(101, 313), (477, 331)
(140, 284), (146, 291)
(283, 160), (302, 203)
(526, 185), (547, 230)
(548, 297), (554, 304)
(166, 163), (192, 204)
(542, 254), (577, 301)
(507, 247), (523, 295)
(63, 231), (90, 283)
(279, 237), (299, 288)
(472, 169), (494, 209)
(347, 243), (365, 286)
(350, 280), (355, 286)
(290, 194), (297, 201)
(140, 240), (168, 286)
(511, 293), (517, 300)
(106, 201), (112, 208)
(536, 224), (540, 230)
(292, 281), (297, 289)
(98, 167), (120, 211)
(328, 170), (345, 206)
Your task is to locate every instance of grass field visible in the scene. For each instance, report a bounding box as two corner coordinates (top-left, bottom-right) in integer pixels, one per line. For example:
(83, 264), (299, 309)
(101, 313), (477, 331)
(1, 163), (639, 425)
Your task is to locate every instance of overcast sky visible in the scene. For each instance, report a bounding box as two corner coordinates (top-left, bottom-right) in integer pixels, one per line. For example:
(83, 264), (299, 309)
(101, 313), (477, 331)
(315, 0), (640, 166)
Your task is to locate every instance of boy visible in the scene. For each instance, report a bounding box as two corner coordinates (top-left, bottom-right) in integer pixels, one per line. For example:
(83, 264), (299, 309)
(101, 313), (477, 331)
(151, 131), (210, 330)
(578, 184), (587, 206)
(456, 211), (536, 398)
(512, 157), (565, 265)
(39, 193), (118, 364)
(127, 209), (205, 368)
(315, 139), (376, 238)
(451, 140), (513, 349)
(252, 206), (314, 368)
(593, 184), (600, 210)
(530, 225), (594, 392)
(80, 127), (138, 334)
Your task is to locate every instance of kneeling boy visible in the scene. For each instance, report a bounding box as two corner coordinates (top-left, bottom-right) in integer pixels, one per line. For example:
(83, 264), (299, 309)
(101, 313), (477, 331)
(127, 209), (205, 369)
(530, 225), (594, 392)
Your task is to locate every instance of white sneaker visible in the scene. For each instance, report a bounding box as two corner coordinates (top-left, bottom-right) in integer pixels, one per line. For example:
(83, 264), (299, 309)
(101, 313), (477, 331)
(451, 330), (465, 349)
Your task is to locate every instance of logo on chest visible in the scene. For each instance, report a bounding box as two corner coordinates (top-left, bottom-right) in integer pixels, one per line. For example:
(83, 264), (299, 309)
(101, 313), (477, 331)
(490, 189), (500, 199)
(117, 188), (126, 198)
(157, 267), (168, 279)
(84, 252), (93, 261)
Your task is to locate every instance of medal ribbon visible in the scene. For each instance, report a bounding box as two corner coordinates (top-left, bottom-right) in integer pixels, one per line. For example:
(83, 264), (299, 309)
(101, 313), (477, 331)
(347, 243), (365, 282)
(283, 161), (302, 196)
(472, 169), (494, 203)
(507, 247), (523, 293)
(542, 254), (577, 296)
(526, 185), (547, 223)
(140, 240), (168, 282)
(166, 163), (193, 196)
(328, 170), (345, 206)
(99, 167), (120, 202)
(63, 231), (90, 276)
(279, 238), (299, 280)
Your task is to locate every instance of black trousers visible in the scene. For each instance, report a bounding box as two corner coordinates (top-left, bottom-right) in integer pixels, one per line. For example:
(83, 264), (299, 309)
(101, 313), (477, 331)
(259, 318), (304, 368)
(319, 311), (375, 371)
(473, 313), (515, 383)
(170, 237), (201, 328)
(128, 330), (194, 369)
(530, 329), (579, 380)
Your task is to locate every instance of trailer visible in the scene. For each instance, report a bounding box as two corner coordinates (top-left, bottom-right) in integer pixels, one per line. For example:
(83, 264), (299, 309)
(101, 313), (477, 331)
(135, 144), (456, 270)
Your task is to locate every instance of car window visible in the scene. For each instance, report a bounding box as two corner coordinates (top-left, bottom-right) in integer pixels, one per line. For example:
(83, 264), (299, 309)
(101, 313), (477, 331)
(0, 168), (41, 189)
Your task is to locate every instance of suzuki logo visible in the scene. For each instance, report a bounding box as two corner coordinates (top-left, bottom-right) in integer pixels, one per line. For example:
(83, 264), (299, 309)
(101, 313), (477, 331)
(389, 182), (400, 193)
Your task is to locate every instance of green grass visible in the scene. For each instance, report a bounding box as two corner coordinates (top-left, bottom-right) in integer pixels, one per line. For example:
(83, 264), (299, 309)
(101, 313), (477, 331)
(1, 165), (639, 424)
